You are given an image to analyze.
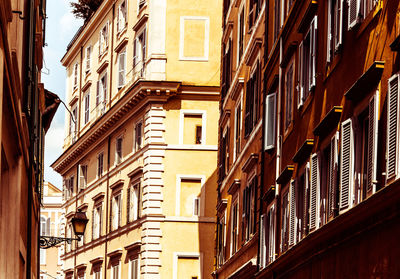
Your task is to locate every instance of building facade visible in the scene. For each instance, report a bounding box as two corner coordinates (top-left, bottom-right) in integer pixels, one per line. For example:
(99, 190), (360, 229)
(40, 182), (65, 279)
(217, 0), (400, 278)
(51, 0), (221, 278)
(0, 0), (59, 278)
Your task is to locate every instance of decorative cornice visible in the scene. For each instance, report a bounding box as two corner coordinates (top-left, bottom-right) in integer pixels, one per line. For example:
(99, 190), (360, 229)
(127, 166), (143, 178)
(110, 179), (124, 190)
(92, 192), (105, 201)
(133, 13), (149, 32)
(124, 241), (141, 251)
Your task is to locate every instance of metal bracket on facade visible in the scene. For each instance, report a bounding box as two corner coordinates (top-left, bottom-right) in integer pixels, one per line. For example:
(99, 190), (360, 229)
(12, 11), (25, 20)
(40, 236), (80, 249)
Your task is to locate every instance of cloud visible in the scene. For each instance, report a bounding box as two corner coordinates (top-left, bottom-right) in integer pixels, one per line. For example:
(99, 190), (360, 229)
(59, 12), (83, 41)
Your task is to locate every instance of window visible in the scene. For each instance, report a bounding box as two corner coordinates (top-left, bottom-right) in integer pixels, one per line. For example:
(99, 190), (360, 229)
(248, 0), (262, 29)
(288, 180), (297, 247)
(85, 46), (91, 72)
(284, 62), (294, 131)
(195, 126), (202, 144)
(97, 152), (104, 178)
(219, 126), (230, 181)
(221, 39), (232, 100)
(70, 105), (77, 139)
(129, 258), (139, 279)
(133, 29), (146, 78)
(73, 63), (78, 89)
(40, 248), (46, 265)
(83, 91), (90, 124)
(116, 137), (123, 164)
(216, 212), (226, 266)
(78, 164), (88, 191)
(237, 7), (244, 65)
(297, 163), (310, 240)
(273, 0), (280, 42)
(40, 216), (47, 235)
(348, 0), (378, 30)
(387, 74), (400, 181)
(177, 177), (202, 217)
(244, 63), (260, 137)
(111, 262), (120, 279)
(134, 121), (143, 151)
(230, 198), (239, 256)
(264, 93), (276, 150)
(242, 176), (256, 241)
(180, 112), (205, 145)
(99, 22), (109, 55)
(327, 0), (343, 63)
(260, 204), (275, 268)
(138, 0), (146, 11)
(117, 49), (126, 89)
(66, 224), (73, 252)
(92, 203), (102, 239)
(298, 16), (317, 107)
(117, 1), (127, 33)
(280, 189), (289, 252)
(234, 100), (242, 160)
(111, 192), (122, 230)
(64, 176), (75, 199)
(339, 119), (355, 212)
(128, 181), (140, 222)
(94, 268), (101, 279)
(309, 153), (320, 231)
(96, 71), (107, 108)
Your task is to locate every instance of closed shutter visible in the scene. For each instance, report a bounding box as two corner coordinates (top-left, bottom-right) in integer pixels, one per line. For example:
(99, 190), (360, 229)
(265, 93), (276, 150)
(245, 79), (252, 136)
(105, 21), (109, 47)
(96, 81), (100, 106)
(133, 39), (137, 67)
(309, 16), (317, 90)
(127, 187), (131, 223)
(103, 72), (108, 103)
(303, 162), (310, 234)
(78, 165), (83, 190)
(298, 41), (304, 107)
(288, 180), (296, 246)
(387, 74), (399, 179)
(118, 195), (122, 227)
(268, 206), (275, 263)
(328, 132), (338, 217)
(227, 40), (232, 91)
(99, 204), (103, 236)
(340, 119), (354, 210)
(348, 0), (360, 29)
(309, 154), (320, 231)
(335, 0), (343, 50)
(92, 208), (95, 239)
(118, 51), (126, 88)
(327, 0), (332, 63)
(367, 93), (378, 193)
(110, 197), (113, 231)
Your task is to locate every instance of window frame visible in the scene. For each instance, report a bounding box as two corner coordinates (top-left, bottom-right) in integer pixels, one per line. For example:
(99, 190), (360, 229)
(115, 136), (123, 165)
(179, 110), (207, 146)
(117, 0), (127, 34)
(230, 194), (239, 256)
(85, 46), (91, 73)
(234, 96), (242, 160)
(83, 90), (90, 125)
(117, 48), (127, 89)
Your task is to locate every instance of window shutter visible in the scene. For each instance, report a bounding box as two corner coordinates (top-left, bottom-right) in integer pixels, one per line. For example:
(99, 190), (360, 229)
(244, 79), (253, 136)
(127, 186), (131, 223)
(260, 214), (265, 267)
(288, 180), (296, 246)
(92, 208), (95, 239)
(105, 21), (109, 47)
(387, 74), (399, 180)
(309, 16), (317, 90)
(227, 39), (232, 91)
(254, 64), (260, 122)
(99, 204), (103, 236)
(348, 0), (360, 29)
(298, 41), (304, 107)
(133, 39), (137, 67)
(265, 93), (276, 150)
(327, 0), (332, 63)
(142, 30), (147, 65)
(335, 0), (343, 50)
(328, 132), (338, 217)
(104, 72), (108, 103)
(367, 93), (378, 193)
(340, 119), (354, 210)
(118, 51), (125, 88)
(110, 197), (113, 231)
(309, 154), (320, 231)
(118, 195), (122, 227)
(303, 162), (310, 234)
(46, 218), (50, 235)
(79, 165), (84, 190)
(96, 80), (100, 106)
(268, 206), (275, 263)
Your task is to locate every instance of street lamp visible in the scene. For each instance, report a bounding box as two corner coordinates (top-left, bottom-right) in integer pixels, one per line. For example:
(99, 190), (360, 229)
(40, 209), (89, 249)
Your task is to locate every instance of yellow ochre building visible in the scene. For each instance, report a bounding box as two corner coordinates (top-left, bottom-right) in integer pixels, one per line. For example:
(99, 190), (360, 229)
(51, 0), (222, 278)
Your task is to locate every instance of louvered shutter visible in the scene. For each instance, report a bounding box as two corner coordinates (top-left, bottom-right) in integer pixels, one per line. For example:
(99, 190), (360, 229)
(104, 72), (108, 104)
(105, 21), (109, 47)
(340, 119), (354, 210)
(303, 162), (310, 234)
(309, 154), (320, 231)
(335, 0), (343, 50)
(118, 195), (122, 227)
(127, 187), (131, 223)
(142, 30), (146, 65)
(260, 214), (265, 267)
(133, 39), (137, 67)
(367, 93), (378, 193)
(110, 197), (113, 231)
(46, 218), (50, 235)
(327, 0), (332, 63)
(254, 64), (260, 122)
(265, 93), (276, 150)
(92, 207), (95, 239)
(268, 206), (275, 263)
(328, 132), (338, 218)
(348, 0), (360, 29)
(288, 180), (297, 246)
(118, 51), (125, 88)
(298, 41), (304, 107)
(99, 204), (103, 236)
(245, 80), (252, 136)
(387, 74), (399, 179)
(309, 16), (317, 90)
(96, 81), (100, 106)
(227, 40), (232, 91)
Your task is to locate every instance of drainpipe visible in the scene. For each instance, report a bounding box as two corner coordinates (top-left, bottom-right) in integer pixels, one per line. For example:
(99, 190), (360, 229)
(104, 135), (111, 279)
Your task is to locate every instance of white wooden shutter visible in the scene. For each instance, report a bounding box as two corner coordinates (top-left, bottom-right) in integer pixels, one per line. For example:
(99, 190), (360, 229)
(348, 0), (360, 30)
(265, 93), (276, 150)
(133, 39), (137, 67)
(335, 0), (343, 50)
(105, 21), (109, 47)
(387, 74), (399, 180)
(268, 205), (275, 263)
(260, 214), (266, 267)
(96, 81), (100, 106)
(309, 153), (320, 231)
(309, 16), (317, 90)
(340, 119), (354, 210)
(366, 93), (378, 193)
(118, 51), (126, 88)
(328, 132), (338, 217)
(103, 72), (108, 103)
(327, 0), (332, 63)
(298, 41), (304, 107)
(288, 180), (297, 246)
(79, 165), (84, 190)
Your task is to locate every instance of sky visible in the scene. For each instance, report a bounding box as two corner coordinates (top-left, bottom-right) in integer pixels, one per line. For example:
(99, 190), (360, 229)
(42, 0), (83, 189)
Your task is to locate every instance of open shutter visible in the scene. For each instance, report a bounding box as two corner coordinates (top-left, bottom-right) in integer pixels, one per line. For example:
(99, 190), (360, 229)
(304, 162), (310, 233)
(142, 30), (147, 65)
(387, 74), (399, 180)
(328, 132), (338, 218)
(105, 21), (109, 47)
(244, 80), (252, 136)
(367, 93), (379, 193)
(127, 187), (131, 223)
(79, 165), (84, 190)
(92, 208), (95, 239)
(46, 218), (51, 235)
(254, 64), (260, 122)
(265, 93), (276, 150)
(327, 0), (332, 63)
(340, 119), (354, 210)
(104, 72), (108, 104)
(288, 180), (297, 246)
(118, 195), (122, 227)
(298, 41), (304, 107)
(309, 16), (317, 90)
(335, 0), (343, 50)
(133, 39), (137, 67)
(118, 51), (125, 88)
(110, 197), (113, 231)
(348, 0), (360, 29)
(309, 154), (320, 231)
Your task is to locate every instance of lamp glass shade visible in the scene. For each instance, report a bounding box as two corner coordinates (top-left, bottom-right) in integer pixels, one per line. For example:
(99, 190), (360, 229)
(71, 210), (89, 236)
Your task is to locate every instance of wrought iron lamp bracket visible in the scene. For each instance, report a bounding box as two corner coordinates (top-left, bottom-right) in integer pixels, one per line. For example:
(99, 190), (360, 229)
(40, 236), (81, 249)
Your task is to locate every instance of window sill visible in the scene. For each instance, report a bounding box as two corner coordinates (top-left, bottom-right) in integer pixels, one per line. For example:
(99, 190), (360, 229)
(98, 48), (108, 61)
(117, 26), (127, 39)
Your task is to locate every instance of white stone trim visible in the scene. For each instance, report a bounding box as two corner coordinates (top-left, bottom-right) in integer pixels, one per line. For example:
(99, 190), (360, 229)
(179, 16), (210, 61)
(172, 252), (203, 279)
(175, 175), (205, 216)
(178, 110), (207, 145)
(166, 144), (217, 151)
